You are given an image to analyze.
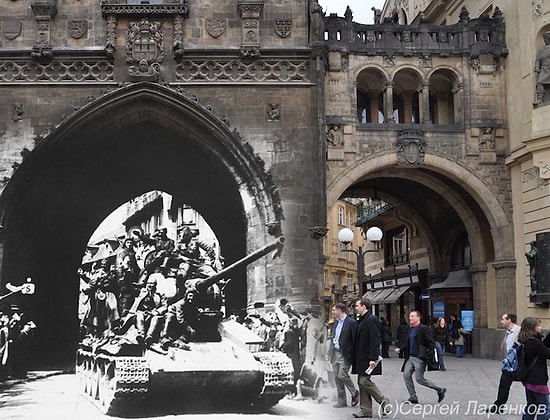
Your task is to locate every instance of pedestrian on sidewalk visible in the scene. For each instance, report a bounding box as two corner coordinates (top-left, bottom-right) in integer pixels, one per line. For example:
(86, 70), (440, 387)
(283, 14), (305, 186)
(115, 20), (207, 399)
(487, 313), (521, 414)
(517, 317), (550, 420)
(395, 310), (446, 404)
(449, 314), (465, 357)
(432, 317), (450, 371)
(326, 302), (359, 408)
(351, 298), (390, 418)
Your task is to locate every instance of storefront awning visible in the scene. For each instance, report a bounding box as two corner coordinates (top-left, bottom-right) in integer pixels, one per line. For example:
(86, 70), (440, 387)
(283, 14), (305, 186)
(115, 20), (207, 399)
(382, 286), (412, 304)
(365, 288), (395, 304)
(427, 269), (472, 290)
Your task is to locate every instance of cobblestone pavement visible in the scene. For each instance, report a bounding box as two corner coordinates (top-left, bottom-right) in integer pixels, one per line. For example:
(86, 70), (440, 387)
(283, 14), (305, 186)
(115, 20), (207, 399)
(0, 354), (536, 420)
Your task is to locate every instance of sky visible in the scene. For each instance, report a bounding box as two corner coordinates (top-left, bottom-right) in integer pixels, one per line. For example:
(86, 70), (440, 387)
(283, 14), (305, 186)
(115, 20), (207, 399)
(319, 0), (386, 24)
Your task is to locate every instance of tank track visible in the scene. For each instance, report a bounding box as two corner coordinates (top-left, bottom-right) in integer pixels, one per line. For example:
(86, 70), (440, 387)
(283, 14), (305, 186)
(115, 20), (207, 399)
(76, 348), (150, 415)
(253, 351), (294, 407)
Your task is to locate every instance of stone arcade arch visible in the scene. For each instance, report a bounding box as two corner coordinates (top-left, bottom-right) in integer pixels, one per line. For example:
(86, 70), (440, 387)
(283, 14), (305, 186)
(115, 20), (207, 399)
(0, 82), (283, 365)
(328, 153), (514, 354)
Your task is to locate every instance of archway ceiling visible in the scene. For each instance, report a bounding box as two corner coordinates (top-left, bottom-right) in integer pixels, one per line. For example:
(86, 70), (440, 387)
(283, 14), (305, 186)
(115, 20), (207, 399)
(341, 170), (490, 245)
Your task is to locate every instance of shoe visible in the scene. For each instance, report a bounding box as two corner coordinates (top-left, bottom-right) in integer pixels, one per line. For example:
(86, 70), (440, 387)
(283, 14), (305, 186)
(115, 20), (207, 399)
(351, 390), (359, 407)
(441, 368), (447, 371)
(333, 402), (347, 408)
(404, 397), (419, 404)
(485, 405), (498, 414)
(438, 387), (446, 403)
(352, 411), (372, 418)
(380, 397), (390, 417)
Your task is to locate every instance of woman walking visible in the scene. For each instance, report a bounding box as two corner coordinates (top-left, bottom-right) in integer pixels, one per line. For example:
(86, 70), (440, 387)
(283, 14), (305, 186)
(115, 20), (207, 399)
(432, 317), (450, 371)
(518, 316), (550, 420)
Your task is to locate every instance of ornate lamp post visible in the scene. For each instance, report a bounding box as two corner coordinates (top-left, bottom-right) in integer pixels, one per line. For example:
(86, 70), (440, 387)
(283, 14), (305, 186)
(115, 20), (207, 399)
(338, 226), (383, 296)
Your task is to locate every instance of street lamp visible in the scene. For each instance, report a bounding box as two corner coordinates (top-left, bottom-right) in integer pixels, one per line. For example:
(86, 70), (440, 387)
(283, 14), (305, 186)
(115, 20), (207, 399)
(338, 226), (383, 296)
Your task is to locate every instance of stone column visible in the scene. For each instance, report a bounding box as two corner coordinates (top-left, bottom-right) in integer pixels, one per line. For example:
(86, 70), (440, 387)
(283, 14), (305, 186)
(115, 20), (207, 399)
(421, 82), (431, 124)
(470, 264), (488, 328)
(492, 259), (517, 320)
(384, 81), (394, 123)
(453, 83), (463, 124)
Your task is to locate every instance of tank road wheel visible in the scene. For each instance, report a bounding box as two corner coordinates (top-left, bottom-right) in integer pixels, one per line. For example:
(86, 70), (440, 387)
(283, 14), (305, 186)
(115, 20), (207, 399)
(98, 360), (118, 415)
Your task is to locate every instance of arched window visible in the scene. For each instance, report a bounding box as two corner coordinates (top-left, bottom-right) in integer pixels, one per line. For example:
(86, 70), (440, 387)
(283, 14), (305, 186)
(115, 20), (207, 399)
(429, 70), (458, 124)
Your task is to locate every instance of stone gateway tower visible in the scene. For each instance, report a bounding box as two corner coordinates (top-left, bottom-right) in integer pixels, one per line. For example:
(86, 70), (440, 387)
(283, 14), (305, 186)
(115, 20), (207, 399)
(0, 0), (326, 364)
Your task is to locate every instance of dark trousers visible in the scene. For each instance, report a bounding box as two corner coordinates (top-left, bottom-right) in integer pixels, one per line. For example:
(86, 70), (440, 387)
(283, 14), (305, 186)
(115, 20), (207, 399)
(493, 371), (514, 407)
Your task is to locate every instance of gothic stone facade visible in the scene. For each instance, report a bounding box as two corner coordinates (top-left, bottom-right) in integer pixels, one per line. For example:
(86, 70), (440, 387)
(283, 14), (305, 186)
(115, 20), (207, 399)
(0, 0), (325, 363)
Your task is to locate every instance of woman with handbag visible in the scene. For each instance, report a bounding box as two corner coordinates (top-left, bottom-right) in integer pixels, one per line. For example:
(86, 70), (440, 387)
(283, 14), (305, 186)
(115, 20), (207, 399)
(518, 317), (550, 420)
(432, 317), (450, 371)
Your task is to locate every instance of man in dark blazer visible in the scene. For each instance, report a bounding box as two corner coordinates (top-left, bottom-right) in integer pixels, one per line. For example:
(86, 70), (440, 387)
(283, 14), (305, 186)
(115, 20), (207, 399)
(326, 302), (359, 407)
(351, 297), (390, 418)
(395, 310), (446, 404)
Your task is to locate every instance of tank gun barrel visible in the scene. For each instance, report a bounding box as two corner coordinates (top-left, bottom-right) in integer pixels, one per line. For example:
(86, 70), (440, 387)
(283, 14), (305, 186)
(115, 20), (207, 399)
(194, 237), (284, 291)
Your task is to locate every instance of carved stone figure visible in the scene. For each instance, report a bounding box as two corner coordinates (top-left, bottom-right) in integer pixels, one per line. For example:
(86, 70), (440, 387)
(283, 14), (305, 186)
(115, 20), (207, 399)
(479, 127), (495, 150)
(526, 240), (538, 298)
(267, 104), (280, 121)
(326, 124), (343, 146)
(534, 31), (550, 106)
(371, 7), (382, 24)
(308, 0), (324, 43)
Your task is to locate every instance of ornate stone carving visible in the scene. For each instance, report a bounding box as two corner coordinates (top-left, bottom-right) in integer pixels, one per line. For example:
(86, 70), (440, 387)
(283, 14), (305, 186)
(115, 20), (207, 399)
(175, 58), (310, 83)
(396, 130), (426, 165)
(533, 0), (543, 20)
(12, 103), (23, 121)
(3, 21), (22, 40)
(479, 127), (495, 150)
(238, 1), (264, 56)
(0, 59), (114, 82)
(419, 55), (432, 68)
(100, 0), (188, 17)
(522, 167), (545, 189)
(309, 227), (328, 239)
(173, 15), (184, 58)
(68, 19), (88, 39)
(105, 15), (117, 58)
(31, 0), (57, 59)
(267, 104), (280, 121)
(326, 124), (343, 146)
(274, 19), (292, 38)
(205, 18), (225, 38)
(383, 55), (395, 67)
(126, 19), (164, 80)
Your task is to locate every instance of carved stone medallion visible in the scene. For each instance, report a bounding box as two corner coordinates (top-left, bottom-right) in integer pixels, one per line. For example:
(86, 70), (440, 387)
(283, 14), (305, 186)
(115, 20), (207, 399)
(396, 130), (426, 164)
(3, 20), (22, 40)
(126, 19), (164, 79)
(68, 19), (88, 39)
(205, 18), (225, 38)
(274, 19), (292, 38)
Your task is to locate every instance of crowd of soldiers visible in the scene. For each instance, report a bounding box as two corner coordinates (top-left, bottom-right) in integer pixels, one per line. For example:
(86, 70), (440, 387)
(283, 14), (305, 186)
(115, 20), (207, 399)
(0, 304), (36, 380)
(78, 226), (224, 352)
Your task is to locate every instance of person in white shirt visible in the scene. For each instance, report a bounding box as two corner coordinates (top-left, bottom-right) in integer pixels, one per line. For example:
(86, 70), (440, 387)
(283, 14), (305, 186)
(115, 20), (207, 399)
(488, 313), (521, 414)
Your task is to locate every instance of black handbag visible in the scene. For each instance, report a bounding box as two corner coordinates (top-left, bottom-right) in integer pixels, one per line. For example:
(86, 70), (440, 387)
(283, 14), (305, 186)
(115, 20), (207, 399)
(425, 344), (440, 371)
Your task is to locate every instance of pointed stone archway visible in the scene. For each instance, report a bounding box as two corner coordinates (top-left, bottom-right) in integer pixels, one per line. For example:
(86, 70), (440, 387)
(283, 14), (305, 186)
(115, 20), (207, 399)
(0, 82), (283, 365)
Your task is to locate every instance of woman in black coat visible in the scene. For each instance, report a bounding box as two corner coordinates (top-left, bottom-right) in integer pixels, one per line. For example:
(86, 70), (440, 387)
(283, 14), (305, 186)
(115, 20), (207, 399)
(518, 317), (550, 420)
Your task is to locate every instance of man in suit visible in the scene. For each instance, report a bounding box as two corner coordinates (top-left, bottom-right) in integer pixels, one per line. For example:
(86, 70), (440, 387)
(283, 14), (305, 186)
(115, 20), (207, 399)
(326, 302), (359, 408)
(395, 311), (446, 404)
(351, 297), (390, 418)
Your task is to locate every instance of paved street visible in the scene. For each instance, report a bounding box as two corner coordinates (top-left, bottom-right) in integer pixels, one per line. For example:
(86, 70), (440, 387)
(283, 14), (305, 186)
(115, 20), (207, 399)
(0, 354), (532, 420)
